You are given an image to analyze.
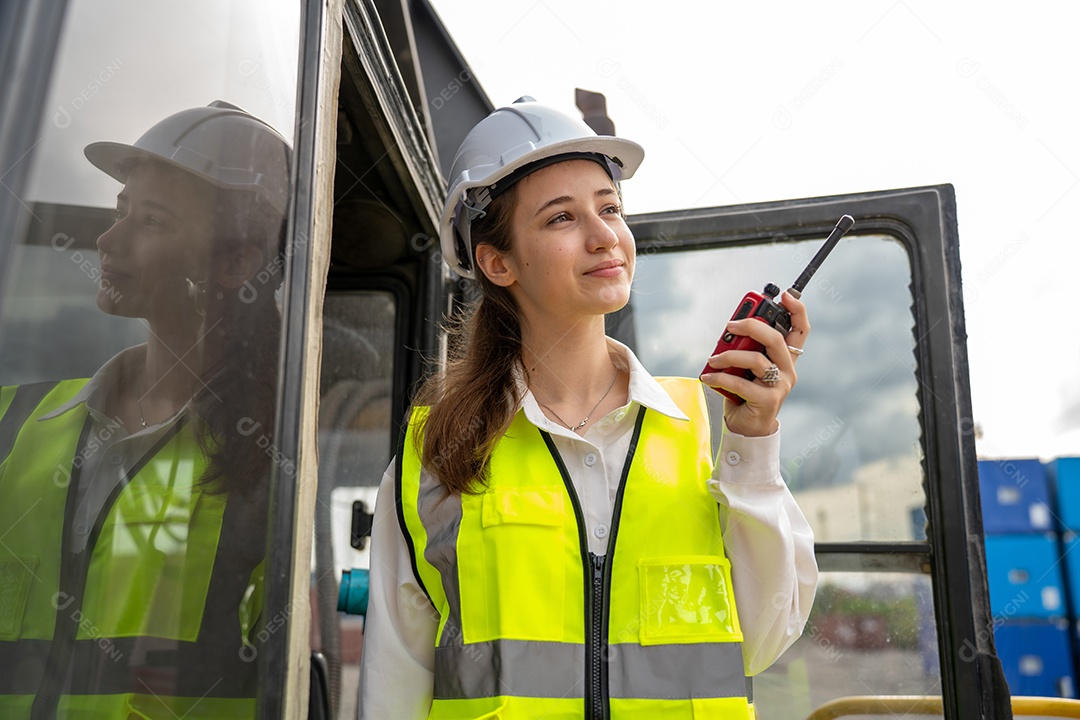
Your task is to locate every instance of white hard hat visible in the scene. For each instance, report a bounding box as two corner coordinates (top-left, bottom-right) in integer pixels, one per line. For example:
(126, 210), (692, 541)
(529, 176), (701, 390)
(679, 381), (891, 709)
(439, 97), (644, 279)
(84, 100), (292, 216)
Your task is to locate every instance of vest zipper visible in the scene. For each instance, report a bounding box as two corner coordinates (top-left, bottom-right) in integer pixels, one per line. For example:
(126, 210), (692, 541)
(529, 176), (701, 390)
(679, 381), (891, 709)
(541, 408), (647, 720)
(588, 552), (607, 720)
(540, 430), (606, 719)
(593, 407), (645, 720)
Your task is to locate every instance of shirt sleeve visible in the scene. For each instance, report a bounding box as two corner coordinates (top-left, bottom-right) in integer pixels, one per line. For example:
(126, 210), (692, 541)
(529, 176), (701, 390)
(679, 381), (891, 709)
(358, 459), (438, 720)
(707, 420), (819, 676)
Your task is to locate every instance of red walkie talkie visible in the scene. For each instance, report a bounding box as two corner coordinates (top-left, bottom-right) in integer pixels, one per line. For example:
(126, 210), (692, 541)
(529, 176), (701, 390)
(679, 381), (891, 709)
(702, 215), (855, 404)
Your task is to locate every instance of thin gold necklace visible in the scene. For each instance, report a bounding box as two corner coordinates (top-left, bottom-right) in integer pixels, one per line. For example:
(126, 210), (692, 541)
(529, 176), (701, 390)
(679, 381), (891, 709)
(536, 367), (619, 432)
(136, 371), (148, 429)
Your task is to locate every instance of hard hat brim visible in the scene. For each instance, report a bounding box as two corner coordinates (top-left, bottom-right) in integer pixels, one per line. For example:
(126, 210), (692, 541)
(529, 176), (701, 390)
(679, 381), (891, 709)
(85, 141), (213, 188)
(84, 140), (290, 216)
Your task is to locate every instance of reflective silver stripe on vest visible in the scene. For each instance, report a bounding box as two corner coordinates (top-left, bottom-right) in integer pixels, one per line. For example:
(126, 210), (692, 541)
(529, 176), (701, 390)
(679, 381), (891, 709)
(608, 642), (745, 699)
(416, 469), (465, 647)
(0, 636), (257, 697)
(434, 640), (584, 700)
(432, 639), (746, 700)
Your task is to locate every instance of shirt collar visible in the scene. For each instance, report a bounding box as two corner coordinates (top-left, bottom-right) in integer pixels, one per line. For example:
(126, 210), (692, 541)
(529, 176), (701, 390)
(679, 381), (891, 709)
(515, 336), (689, 433)
(38, 345), (148, 422)
(609, 337), (689, 421)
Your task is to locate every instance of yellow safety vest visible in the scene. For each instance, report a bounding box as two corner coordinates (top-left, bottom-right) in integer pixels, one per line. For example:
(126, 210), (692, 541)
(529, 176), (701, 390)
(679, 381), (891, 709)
(399, 377), (754, 719)
(0, 379), (264, 719)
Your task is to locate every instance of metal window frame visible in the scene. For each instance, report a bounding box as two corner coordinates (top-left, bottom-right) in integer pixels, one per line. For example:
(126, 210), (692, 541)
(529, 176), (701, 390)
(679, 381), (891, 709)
(258, 0), (343, 716)
(0, 0), (70, 310)
(628, 184), (1004, 719)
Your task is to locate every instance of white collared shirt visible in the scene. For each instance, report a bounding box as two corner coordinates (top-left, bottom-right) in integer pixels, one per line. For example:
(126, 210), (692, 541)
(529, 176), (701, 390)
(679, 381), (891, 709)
(359, 339), (818, 719)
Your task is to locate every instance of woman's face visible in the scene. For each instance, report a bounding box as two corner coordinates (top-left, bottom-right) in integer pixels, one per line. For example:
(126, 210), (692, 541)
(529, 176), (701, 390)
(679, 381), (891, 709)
(498, 158), (635, 326)
(95, 161), (217, 324)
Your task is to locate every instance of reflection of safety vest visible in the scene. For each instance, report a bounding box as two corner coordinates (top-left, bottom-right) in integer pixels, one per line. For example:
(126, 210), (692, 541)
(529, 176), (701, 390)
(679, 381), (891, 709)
(399, 377), (754, 719)
(0, 379), (264, 719)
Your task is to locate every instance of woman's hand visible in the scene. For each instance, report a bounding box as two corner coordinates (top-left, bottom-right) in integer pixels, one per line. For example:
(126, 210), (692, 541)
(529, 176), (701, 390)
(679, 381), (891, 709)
(700, 291), (809, 437)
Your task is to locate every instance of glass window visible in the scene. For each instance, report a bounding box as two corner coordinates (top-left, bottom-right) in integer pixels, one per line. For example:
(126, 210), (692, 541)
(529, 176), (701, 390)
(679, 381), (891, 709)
(756, 571), (941, 718)
(313, 290), (398, 719)
(0, 2), (300, 717)
(631, 234), (925, 542)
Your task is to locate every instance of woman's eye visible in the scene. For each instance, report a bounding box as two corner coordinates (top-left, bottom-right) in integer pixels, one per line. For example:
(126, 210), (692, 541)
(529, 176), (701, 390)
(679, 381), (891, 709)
(112, 209), (125, 224)
(602, 204), (621, 215)
(548, 212), (570, 225)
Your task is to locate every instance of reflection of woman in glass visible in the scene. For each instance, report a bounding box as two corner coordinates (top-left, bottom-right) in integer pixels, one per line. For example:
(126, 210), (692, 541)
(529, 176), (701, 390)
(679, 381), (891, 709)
(0, 102), (289, 719)
(360, 98), (818, 719)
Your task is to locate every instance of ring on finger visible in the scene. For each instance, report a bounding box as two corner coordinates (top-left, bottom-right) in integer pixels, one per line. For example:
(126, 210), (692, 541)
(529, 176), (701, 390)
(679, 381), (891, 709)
(761, 363), (781, 385)
(787, 345), (804, 357)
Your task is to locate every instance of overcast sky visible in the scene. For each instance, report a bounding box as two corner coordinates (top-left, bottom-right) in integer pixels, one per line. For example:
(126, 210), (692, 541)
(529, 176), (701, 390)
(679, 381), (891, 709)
(431, 1), (1080, 461)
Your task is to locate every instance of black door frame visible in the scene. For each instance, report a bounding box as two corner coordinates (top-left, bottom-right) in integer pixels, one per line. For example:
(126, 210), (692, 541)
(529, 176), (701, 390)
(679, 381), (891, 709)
(627, 185), (1006, 719)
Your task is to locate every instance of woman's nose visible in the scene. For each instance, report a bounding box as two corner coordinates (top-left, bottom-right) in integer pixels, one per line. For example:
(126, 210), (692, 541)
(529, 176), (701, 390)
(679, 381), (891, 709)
(585, 212), (619, 251)
(96, 216), (127, 256)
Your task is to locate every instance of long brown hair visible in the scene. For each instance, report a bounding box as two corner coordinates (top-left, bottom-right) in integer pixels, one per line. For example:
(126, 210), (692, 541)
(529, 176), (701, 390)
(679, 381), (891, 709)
(413, 186), (525, 495)
(195, 189), (284, 498)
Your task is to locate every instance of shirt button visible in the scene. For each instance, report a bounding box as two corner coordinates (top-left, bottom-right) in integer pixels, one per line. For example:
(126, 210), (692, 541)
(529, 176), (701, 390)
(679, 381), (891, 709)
(725, 451), (741, 466)
(74, 523), (88, 535)
(584, 453), (597, 467)
(110, 453), (123, 465)
(614, 410), (626, 422)
(594, 524), (609, 539)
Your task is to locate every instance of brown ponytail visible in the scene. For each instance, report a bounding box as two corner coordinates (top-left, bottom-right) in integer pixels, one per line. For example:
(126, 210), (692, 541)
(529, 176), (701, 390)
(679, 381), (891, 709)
(413, 186), (525, 495)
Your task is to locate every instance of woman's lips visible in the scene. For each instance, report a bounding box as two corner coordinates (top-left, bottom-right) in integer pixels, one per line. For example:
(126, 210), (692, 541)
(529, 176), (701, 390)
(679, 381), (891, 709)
(584, 261), (624, 278)
(99, 266), (130, 282)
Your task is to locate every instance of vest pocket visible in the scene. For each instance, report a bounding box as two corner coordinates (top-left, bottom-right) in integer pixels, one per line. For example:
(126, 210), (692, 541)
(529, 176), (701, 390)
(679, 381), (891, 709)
(0, 554), (37, 640)
(458, 487), (566, 642)
(480, 487), (564, 528)
(637, 555), (743, 645)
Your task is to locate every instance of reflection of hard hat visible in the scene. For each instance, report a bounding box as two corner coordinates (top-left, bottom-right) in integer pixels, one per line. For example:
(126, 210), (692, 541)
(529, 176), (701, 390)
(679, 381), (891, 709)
(440, 97), (644, 279)
(84, 100), (291, 215)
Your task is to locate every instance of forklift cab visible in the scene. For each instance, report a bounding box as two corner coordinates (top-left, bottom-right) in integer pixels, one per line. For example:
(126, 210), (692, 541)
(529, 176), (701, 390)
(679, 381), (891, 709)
(0, 0), (1045, 718)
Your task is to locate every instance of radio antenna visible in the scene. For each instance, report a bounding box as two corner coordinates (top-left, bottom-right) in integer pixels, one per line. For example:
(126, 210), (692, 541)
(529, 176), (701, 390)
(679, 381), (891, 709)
(788, 214), (855, 299)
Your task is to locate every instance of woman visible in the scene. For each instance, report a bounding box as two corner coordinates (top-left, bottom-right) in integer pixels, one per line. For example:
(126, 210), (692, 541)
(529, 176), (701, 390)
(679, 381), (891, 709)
(360, 97), (817, 719)
(0, 102), (288, 719)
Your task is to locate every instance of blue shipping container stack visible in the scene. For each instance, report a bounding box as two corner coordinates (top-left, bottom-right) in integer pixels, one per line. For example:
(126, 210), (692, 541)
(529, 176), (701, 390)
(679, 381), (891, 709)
(979, 457), (1075, 699)
(1052, 457), (1080, 698)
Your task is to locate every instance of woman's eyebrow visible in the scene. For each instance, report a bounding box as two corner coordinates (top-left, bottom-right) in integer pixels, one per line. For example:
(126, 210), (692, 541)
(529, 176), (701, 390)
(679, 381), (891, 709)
(140, 199), (180, 219)
(533, 195), (572, 217)
(115, 191), (180, 219)
(533, 187), (618, 217)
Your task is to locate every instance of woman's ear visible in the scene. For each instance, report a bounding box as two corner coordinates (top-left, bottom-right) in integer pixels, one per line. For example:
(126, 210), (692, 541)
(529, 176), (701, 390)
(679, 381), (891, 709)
(475, 244), (516, 287)
(215, 244), (266, 289)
